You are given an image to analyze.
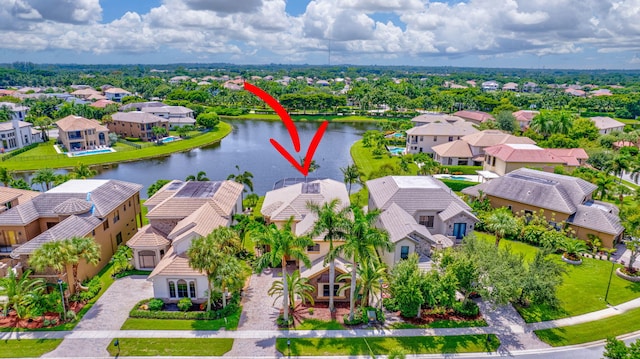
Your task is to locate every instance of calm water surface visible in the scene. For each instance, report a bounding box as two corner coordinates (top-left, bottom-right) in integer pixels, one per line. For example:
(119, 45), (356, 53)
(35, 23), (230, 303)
(85, 119), (375, 197)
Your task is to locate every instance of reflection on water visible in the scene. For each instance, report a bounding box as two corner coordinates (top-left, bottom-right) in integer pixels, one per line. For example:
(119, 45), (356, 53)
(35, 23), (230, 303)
(35, 119), (375, 198)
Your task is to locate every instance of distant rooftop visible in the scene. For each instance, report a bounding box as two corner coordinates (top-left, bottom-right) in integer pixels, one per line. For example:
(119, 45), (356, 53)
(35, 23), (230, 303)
(505, 144), (542, 150)
(47, 180), (110, 194)
(272, 177), (323, 190)
(392, 176), (440, 189)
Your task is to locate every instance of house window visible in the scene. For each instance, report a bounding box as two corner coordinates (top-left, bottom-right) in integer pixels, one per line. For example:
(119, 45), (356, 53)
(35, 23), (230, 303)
(307, 244), (320, 252)
(419, 215), (434, 228)
(116, 232), (123, 245)
(114, 210), (120, 223)
(177, 280), (189, 298)
(448, 136), (453, 141)
(323, 284), (340, 297)
(400, 246), (410, 260)
(139, 250), (156, 268)
(492, 157), (496, 166)
(189, 282), (196, 298)
(433, 136), (437, 141)
(169, 281), (176, 297)
(103, 219), (109, 230)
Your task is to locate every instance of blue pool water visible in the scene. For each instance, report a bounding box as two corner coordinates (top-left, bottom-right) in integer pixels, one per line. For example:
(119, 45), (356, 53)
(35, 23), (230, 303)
(388, 147), (405, 155)
(161, 136), (180, 143)
(70, 148), (113, 157)
(442, 175), (469, 181)
(393, 133), (404, 138)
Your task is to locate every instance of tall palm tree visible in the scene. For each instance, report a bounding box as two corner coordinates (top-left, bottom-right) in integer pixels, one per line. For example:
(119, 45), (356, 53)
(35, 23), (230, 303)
(185, 171), (209, 181)
(485, 208), (519, 247)
(187, 234), (226, 312)
(216, 256), (249, 308)
(31, 168), (57, 191)
(29, 240), (76, 283)
(595, 173), (615, 199)
(254, 219), (312, 322)
(67, 236), (101, 293)
(307, 198), (349, 313)
(341, 164), (361, 196)
(227, 165), (254, 193)
(529, 111), (555, 137)
(268, 269), (315, 310)
(0, 167), (14, 187)
(338, 260), (387, 310)
(336, 206), (391, 322)
(152, 125), (167, 140)
(608, 154), (631, 183)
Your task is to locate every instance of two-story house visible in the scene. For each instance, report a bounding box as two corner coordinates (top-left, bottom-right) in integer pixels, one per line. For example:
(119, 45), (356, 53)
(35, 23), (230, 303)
(128, 180), (243, 302)
(109, 112), (169, 141)
(462, 168), (624, 247)
(261, 178), (352, 304)
(104, 87), (132, 102)
(483, 144), (588, 176)
(0, 102), (42, 151)
(432, 130), (536, 166)
(141, 106), (196, 129)
(56, 115), (110, 151)
(367, 176), (478, 269)
(1, 179), (142, 289)
(406, 120), (478, 154)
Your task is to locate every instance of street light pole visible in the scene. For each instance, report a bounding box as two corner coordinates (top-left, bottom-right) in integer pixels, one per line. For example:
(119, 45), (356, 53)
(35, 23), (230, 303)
(604, 260), (615, 304)
(58, 279), (67, 321)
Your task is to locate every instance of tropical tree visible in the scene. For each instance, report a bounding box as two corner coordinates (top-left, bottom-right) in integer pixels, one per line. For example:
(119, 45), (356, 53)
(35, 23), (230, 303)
(337, 206), (392, 321)
(216, 255), (250, 308)
(10, 178), (32, 190)
(187, 233), (226, 312)
(339, 260), (387, 309)
(607, 154), (631, 183)
(0, 105), (12, 122)
(31, 168), (57, 191)
(29, 240), (76, 283)
(71, 163), (97, 179)
(185, 171), (209, 181)
(268, 270), (315, 310)
(0, 167), (14, 187)
(254, 219), (313, 323)
(67, 236), (102, 293)
(0, 269), (45, 319)
(152, 125), (167, 140)
(485, 208), (520, 247)
(307, 198), (349, 313)
(595, 173), (615, 200)
(147, 179), (171, 197)
(33, 116), (53, 141)
(559, 237), (588, 261)
(111, 245), (133, 275)
(340, 164), (361, 196)
(227, 165), (254, 194)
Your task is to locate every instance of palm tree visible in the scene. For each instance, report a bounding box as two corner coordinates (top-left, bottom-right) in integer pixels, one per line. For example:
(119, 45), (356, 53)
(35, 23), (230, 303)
(485, 208), (519, 247)
(67, 236), (101, 293)
(0, 269), (45, 319)
(595, 173), (615, 200)
(268, 270), (315, 310)
(152, 125), (167, 140)
(529, 111), (555, 137)
(0, 105), (12, 122)
(337, 206), (392, 322)
(29, 240), (76, 283)
(227, 165), (255, 193)
(607, 154), (630, 184)
(33, 116), (53, 142)
(187, 234), (226, 312)
(340, 164), (361, 196)
(299, 156), (320, 176)
(71, 163), (97, 179)
(185, 171), (209, 181)
(307, 198), (349, 313)
(31, 168), (57, 191)
(216, 256), (249, 308)
(339, 260), (387, 310)
(254, 219), (312, 323)
(559, 238), (588, 261)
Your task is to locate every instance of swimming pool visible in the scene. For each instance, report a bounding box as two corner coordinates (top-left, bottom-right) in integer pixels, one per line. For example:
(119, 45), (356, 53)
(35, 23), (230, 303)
(443, 175), (469, 181)
(388, 147), (405, 155)
(393, 133), (404, 138)
(68, 148), (115, 157)
(161, 136), (181, 143)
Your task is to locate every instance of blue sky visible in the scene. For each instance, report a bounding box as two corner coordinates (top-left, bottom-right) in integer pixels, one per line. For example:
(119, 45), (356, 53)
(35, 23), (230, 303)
(1, 0), (639, 69)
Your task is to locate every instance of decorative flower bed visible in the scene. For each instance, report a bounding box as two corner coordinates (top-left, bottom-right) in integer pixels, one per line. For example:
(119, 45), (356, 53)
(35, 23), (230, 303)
(562, 253), (582, 265)
(616, 268), (640, 282)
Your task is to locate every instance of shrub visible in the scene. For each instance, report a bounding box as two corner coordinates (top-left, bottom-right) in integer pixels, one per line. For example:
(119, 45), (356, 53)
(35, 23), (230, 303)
(520, 225), (547, 245)
(129, 296), (241, 320)
(308, 307), (314, 315)
(64, 311), (77, 322)
(276, 314), (294, 327)
(147, 298), (164, 311)
(383, 297), (399, 311)
(178, 298), (192, 312)
(453, 300), (480, 317)
(71, 277), (102, 302)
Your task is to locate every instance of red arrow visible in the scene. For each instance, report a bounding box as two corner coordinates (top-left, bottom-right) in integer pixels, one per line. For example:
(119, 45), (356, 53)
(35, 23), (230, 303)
(244, 82), (328, 177)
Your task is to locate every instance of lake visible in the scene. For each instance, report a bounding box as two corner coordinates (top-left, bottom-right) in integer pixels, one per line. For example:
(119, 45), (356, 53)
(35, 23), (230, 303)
(79, 119), (376, 198)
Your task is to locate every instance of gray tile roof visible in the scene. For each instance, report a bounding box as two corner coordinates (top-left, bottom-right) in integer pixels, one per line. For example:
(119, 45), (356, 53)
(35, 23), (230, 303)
(569, 204), (625, 235)
(439, 201), (477, 222)
(377, 203), (434, 244)
(367, 176), (473, 217)
(462, 168), (596, 214)
(0, 179), (142, 225)
(11, 215), (102, 257)
(112, 111), (168, 124)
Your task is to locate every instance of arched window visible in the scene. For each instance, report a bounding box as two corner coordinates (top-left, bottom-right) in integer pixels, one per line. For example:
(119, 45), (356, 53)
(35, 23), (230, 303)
(177, 279), (188, 298)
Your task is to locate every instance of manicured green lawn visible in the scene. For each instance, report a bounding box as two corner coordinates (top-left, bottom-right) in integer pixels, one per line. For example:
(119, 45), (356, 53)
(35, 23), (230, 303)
(0, 339), (62, 358)
(106, 338), (233, 356)
(389, 318), (488, 329)
(293, 319), (344, 330)
(1, 123), (231, 171)
(350, 140), (416, 180)
(475, 232), (539, 262)
(276, 335), (499, 356)
(121, 307), (241, 330)
(535, 306), (640, 346)
(476, 233), (640, 323)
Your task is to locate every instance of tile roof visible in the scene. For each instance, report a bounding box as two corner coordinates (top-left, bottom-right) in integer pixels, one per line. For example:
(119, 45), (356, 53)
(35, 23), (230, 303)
(148, 246), (203, 278)
(569, 204), (624, 235)
(462, 130), (536, 147)
(167, 203), (230, 241)
(56, 115), (108, 132)
(0, 179), (142, 225)
(112, 111), (168, 124)
(104, 87), (131, 94)
(432, 140), (473, 158)
(512, 110), (539, 123)
(300, 256), (350, 279)
(0, 121), (33, 132)
(590, 116), (625, 130)
(377, 203), (434, 244)
(463, 168), (597, 214)
(410, 113), (464, 124)
(484, 144), (566, 163)
(0, 187), (40, 206)
(453, 110), (494, 123)
(89, 99), (116, 108)
(406, 121), (479, 137)
(438, 201), (476, 222)
(366, 176), (473, 217)
(546, 148), (589, 166)
(261, 179), (349, 222)
(11, 215), (102, 257)
(127, 224), (170, 248)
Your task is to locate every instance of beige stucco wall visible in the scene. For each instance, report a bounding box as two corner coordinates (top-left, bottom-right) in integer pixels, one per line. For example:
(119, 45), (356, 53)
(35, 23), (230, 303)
(381, 238), (416, 269)
(150, 274), (209, 302)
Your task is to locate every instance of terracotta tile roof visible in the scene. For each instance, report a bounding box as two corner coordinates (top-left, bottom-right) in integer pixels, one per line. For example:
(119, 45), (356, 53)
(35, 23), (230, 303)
(167, 203), (229, 241)
(56, 115), (108, 132)
(127, 224), (170, 248)
(453, 110), (494, 123)
(512, 110), (539, 123)
(0, 187), (40, 206)
(89, 99), (116, 108)
(432, 140), (473, 158)
(546, 148), (589, 166)
(462, 130), (536, 147)
(104, 87), (131, 94)
(484, 144), (566, 163)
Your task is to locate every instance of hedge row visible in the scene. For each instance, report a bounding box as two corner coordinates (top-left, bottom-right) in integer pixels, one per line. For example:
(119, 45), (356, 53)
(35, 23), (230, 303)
(130, 297), (240, 320)
(0, 143), (39, 161)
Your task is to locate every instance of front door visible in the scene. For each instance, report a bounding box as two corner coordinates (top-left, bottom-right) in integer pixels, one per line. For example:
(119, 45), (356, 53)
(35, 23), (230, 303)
(453, 223), (466, 239)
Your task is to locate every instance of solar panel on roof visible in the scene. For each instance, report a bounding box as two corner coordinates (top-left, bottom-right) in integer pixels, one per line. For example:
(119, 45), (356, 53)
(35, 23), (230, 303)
(175, 181), (221, 198)
(509, 174), (557, 186)
(272, 178), (325, 190)
(166, 181), (184, 191)
(301, 182), (320, 194)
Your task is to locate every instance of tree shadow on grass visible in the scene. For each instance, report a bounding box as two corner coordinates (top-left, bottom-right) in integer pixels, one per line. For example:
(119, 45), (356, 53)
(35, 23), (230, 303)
(534, 327), (567, 346)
